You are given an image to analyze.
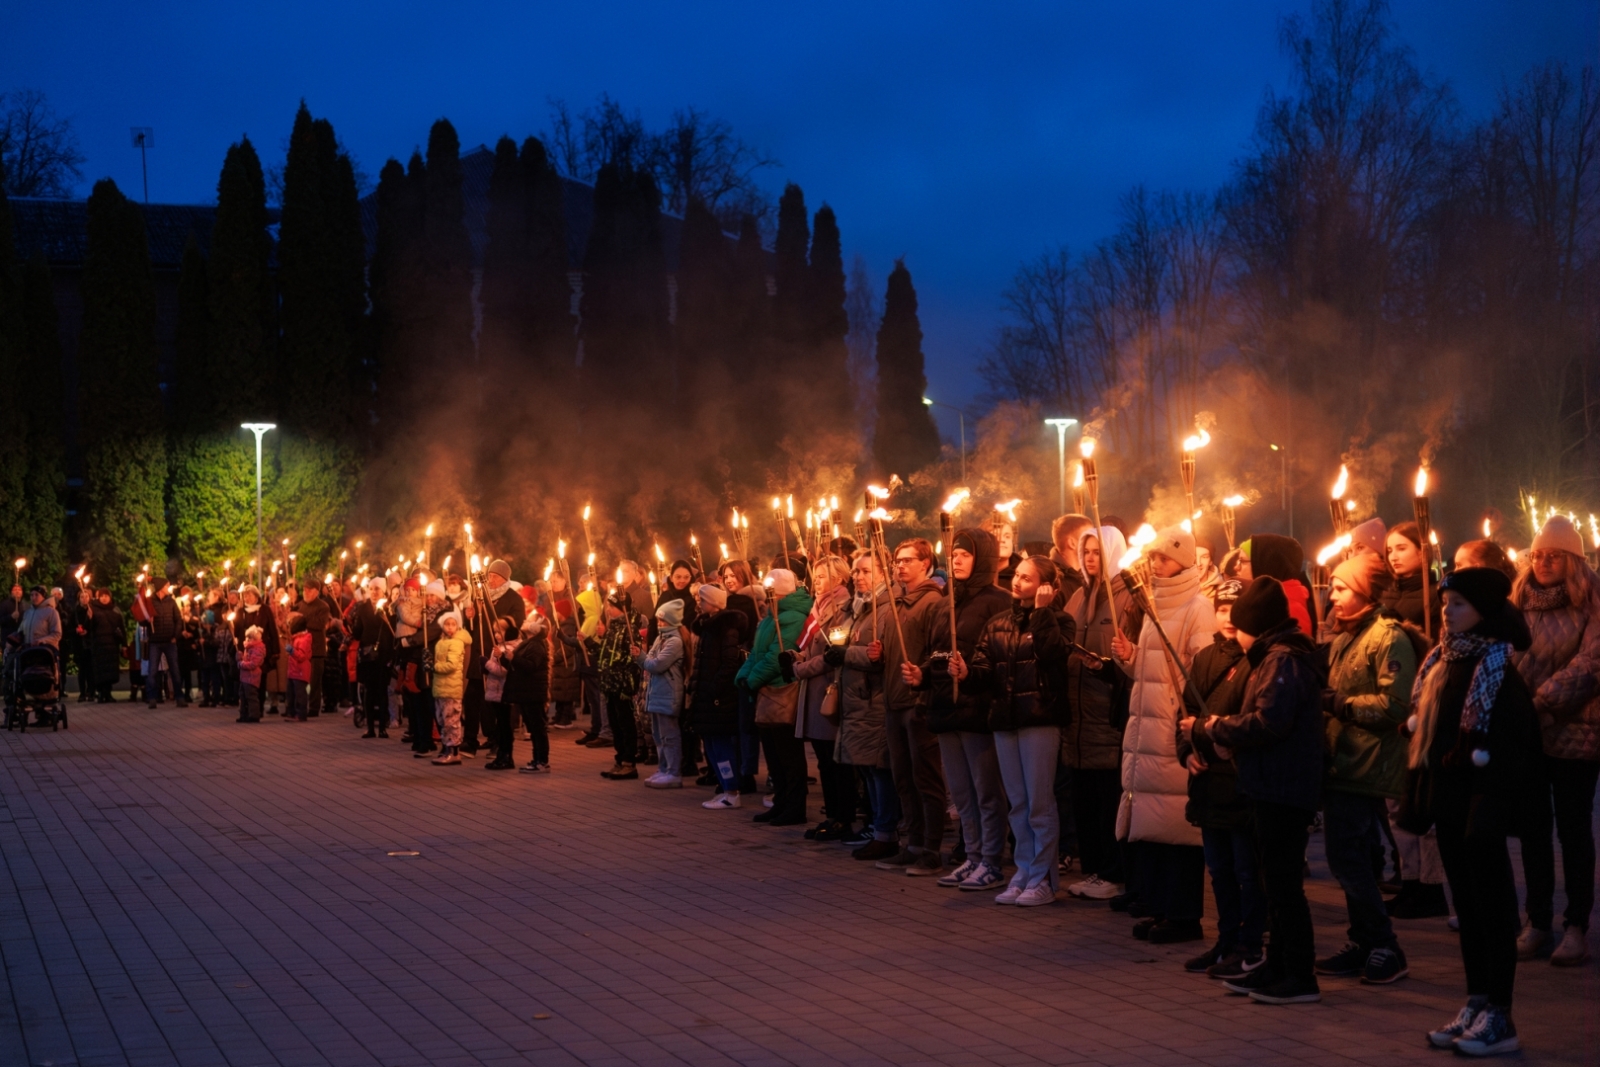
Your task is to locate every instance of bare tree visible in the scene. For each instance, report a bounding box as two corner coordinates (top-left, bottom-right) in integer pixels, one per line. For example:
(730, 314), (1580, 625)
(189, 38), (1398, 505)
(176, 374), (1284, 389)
(648, 107), (778, 225)
(0, 88), (86, 197)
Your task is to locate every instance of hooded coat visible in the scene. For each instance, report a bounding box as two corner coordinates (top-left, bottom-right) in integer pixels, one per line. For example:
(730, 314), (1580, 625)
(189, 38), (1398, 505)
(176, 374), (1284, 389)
(1510, 578), (1600, 762)
(1063, 525), (1135, 771)
(792, 582), (854, 741)
(836, 587), (892, 767)
(88, 601), (125, 686)
(1116, 565), (1217, 846)
(735, 588), (812, 693)
(687, 608), (750, 736)
(918, 528), (1014, 733)
(882, 578), (944, 715)
(503, 618), (551, 707)
(1324, 609), (1417, 797)
(1178, 633), (1252, 828)
(638, 623), (685, 716)
(1245, 534), (1314, 638)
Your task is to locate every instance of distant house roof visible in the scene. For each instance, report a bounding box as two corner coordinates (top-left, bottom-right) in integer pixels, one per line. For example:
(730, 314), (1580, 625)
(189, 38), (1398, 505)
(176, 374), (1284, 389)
(9, 196), (280, 270)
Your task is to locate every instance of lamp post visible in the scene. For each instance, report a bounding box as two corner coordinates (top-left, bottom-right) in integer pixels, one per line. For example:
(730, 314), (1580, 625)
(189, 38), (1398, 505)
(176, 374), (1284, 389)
(923, 396), (973, 485)
(241, 423), (275, 594)
(1044, 418), (1079, 515)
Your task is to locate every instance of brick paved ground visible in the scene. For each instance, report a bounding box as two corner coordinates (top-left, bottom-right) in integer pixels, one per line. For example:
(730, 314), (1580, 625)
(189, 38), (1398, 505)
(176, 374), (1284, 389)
(0, 701), (1595, 1067)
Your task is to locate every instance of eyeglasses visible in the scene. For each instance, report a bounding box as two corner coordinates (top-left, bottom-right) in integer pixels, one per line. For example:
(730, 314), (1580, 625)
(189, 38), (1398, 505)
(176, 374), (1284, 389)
(1527, 551), (1566, 565)
(893, 555), (919, 566)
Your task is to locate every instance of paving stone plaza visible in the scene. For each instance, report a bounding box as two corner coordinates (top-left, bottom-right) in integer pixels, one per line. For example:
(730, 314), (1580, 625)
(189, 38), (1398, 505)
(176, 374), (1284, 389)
(1, 705), (1594, 1067)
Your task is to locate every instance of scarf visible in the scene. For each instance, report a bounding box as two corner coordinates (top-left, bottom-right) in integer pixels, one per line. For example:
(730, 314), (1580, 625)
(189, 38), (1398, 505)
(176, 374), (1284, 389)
(1408, 630), (1510, 767)
(1149, 566), (1201, 615)
(1522, 583), (1567, 613)
(1330, 602), (1376, 635)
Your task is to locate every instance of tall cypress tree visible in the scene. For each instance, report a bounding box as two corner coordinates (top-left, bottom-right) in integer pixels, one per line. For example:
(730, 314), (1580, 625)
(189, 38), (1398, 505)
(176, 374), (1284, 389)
(479, 135), (528, 374)
(78, 179), (167, 590)
(772, 184), (810, 346)
(808, 204), (851, 428)
(522, 137), (572, 378)
(19, 254), (67, 580)
(369, 154), (424, 423)
(0, 163), (28, 570)
(422, 118), (475, 374)
(724, 213), (772, 480)
(172, 234), (209, 414)
(207, 137), (274, 422)
(581, 160), (668, 407)
(675, 197), (731, 409)
(872, 259), (941, 478)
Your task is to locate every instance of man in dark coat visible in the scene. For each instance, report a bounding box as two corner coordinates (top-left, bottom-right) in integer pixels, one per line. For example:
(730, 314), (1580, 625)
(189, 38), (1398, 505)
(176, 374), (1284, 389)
(464, 560), (527, 756)
(297, 580), (333, 718)
(146, 580), (187, 708)
(87, 589), (125, 701)
(349, 577), (394, 738)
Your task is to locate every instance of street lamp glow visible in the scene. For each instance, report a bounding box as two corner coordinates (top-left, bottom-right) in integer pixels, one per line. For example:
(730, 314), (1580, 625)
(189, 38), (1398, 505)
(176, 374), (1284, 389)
(241, 423), (276, 590)
(1044, 418), (1080, 516)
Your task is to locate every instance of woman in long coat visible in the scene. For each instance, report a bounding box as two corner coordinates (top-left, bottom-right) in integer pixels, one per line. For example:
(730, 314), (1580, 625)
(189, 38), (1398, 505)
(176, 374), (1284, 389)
(88, 589), (125, 702)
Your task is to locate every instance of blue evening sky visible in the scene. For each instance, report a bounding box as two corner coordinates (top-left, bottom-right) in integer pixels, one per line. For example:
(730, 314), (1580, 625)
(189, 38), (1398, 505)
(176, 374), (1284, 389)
(8, 1), (1594, 438)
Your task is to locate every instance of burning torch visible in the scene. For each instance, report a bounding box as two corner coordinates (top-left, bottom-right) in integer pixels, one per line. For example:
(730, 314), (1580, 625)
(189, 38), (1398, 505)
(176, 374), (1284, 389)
(1080, 437), (1121, 637)
(1329, 465), (1350, 537)
(939, 488), (970, 700)
(1221, 494), (1246, 552)
(1180, 422), (1211, 521)
(1413, 466), (1433, 642)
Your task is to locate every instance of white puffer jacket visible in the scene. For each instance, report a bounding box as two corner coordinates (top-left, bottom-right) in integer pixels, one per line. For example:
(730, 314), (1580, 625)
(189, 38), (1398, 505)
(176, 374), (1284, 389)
(1117, 568), (1217, 847)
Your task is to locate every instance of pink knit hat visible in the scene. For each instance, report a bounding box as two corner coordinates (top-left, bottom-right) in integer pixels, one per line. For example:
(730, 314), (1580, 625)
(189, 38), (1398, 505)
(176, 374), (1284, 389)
(1532, 516), (1584, 558)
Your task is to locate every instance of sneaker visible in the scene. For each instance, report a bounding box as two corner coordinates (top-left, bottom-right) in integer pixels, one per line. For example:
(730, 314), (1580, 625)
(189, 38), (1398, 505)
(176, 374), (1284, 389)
(1248, 976), (1321, 1004)
(431, 753), (461, 765)
(803, 821), (830, 840)
(702, 793), (741, 810)
(1222, 966), (1275, 996)
(874, 848), (918, 871)
(1184, 940), (1229, 974)
(517, 762), (551, 774)
(645, 774), (683, 789)
(959, 862), (1007, 891)
(1427, 1000), (1486, 1049)
(1067, 874), (1122, 900)
(1550, 925), (1590, 967)
(1515, 921), (1553, 959)
(1108, 892), (1133, 912)
(1452, 1004), (1518, 1056)
(1206, 949), (1265, 980)
(851, 839), (899, 862)
(1314, 941), (1368, 977)
(905, 853), (944, 877)
(994, 882), (1024, 905)
(762, 795), (775, 808)
(938, 860), (979, 888)
(1361, 945), (1408, 984)
(1147, 919), (1204, 944)
(1015, 883), (1056, 907)
(458, 749), (477, 759)
(813, 821), (851, 843)
(484, 757), (515, 771)
(839, 829), (874, 847)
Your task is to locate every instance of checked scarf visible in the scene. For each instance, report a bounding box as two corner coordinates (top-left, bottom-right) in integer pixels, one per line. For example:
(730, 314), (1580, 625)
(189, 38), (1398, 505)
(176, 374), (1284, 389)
(1411, 630), (1510, 736)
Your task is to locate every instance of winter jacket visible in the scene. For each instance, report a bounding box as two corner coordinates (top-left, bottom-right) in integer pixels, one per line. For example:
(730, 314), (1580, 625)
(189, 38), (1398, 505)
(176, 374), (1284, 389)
(148, 595), (182, 643)
(1062, 575), (1136, 770)
(836, 588), (891, 768)
(1382, 571), (1440, 635)
(1180, 635), (1253, 826)
(349, 599), (394, 666)
(502, 628), (551, 708)
(88, 603), (125, 685)
(638, 627), (685, 716)
(287, 632), (312, 683)
(549, 617), (584, 704)
(233, 603), (280, 667)
(1323, 610), (1417, 798)
(968, 602), (1075, 732)
(298, 595), (332, 657)
(1117, 568), (1217, 846)
(483, 637), (513, 703)
(917, 528), (1013, 733)
(238, 640), (266, 688)
(1198, 620), (1324, 813)
(19, 601), (61, 648)
(736, 589), (812, 694)
(1512, 581), (1600, 762)
(431, 630), (471, 699)
(882, 579), (944, 714)
(687, 609), (749, 736)
(727, 590), (762, 640)
(596, 608), (645, 697)
(792, 584), (853, 741)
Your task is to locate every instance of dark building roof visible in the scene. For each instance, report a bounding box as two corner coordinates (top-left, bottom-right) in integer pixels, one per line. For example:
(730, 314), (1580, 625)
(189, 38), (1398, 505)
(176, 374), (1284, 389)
(9, 196), (281, 270)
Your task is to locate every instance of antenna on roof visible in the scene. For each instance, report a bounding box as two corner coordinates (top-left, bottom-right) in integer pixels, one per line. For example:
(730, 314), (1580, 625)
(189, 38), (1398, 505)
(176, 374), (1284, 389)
(130, 128), (154, 203)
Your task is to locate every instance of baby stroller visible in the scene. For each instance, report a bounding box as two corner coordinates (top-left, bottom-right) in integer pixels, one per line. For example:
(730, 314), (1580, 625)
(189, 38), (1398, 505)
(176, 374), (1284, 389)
(4, 643), (68, 731)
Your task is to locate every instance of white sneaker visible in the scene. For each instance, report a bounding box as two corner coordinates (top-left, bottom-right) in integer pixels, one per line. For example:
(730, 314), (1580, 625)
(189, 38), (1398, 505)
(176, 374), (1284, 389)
(994, 882), (1025, 905)
(1551, 925), (1590, 967)
(762, 795), (775, 808)
(702, 793), (741, 810)
(937, 860), (979, 888)
(645, 774), (683, 789)
(1067, 874), (1122, 900)
(1515, 921), (1552, 960)
(1016, 883), (1057, 907)
(959, 862), (1007, 891)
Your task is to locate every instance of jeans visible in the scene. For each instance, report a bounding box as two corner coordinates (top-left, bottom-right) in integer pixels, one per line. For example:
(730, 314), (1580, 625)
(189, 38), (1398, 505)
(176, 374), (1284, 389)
(994, 726), (1061, 887)
(146, 642), (181, 705)
(861, 765), (901, 841)
(1438, 790), (1519, 1006)
(607, 694), (636, 764)
(885, 707), (947, 852)
(759, 725), (808, 818)
(1254, 800), (1316, 985)
(811, 738), (857, 827)
(1324, 791), (1399, 949)
(1202, 824), (1265, 951)
(704, 734), (740, 793)
(1072, 767), (1124, 883)
(307, 655), (324, 716)
(939, 730), (1009, 868)
(1519, 755), (1599, 932)
(585, 678), (609, 739)
(650, 713), (681, 777)
(287, 678), (308, 721)
(434, 696), (463, 751)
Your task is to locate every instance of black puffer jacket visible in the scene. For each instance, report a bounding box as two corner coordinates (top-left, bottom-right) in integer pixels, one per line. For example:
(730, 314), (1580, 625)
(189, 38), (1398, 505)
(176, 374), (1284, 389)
(149, 595), (182, 643)
(969, 602), (1076, 732)
(1179, 634), (1253, 829)
(504, 630), (550, 707)
(687, 609), (749, 736)
(919, 528), (1013, 733)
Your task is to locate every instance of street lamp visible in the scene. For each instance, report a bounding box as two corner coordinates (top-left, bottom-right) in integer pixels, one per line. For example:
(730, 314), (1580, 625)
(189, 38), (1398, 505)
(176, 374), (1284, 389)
(922, 396), (971, 484)
(241, 423), (275, 592)
(1044, 418), (1080, 515)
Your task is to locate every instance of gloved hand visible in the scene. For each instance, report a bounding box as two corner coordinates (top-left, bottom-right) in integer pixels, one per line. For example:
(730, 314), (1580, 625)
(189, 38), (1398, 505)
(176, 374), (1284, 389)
(822, 644), (846, 668)
(778, 649), (796, 683)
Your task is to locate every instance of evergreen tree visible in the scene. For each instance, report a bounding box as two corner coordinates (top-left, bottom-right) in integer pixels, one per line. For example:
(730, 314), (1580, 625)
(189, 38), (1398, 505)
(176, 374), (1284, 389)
(19, 254), (67, 580)
(725, 213), (772, 479)
(675, 197), (731, 407)
(77, 179), (167, 591)
(207, 137), (274, 423)
(479, 135), (529, 381)
(0, 162), (28, 571)
(872, 259), (941, 478)
(808, 204), (851, 428)
(172, 234), (209, 414)
(369, 154), (425, 421)
(422, 118), (475, 374)
(581, 160), (669, 407)
(522, 137), (573, 374)
(772, 183), (810, 345)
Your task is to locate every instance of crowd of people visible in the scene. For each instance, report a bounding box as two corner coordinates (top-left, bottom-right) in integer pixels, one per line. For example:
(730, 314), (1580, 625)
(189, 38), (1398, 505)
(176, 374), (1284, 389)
(3, 509), (1596, 1057)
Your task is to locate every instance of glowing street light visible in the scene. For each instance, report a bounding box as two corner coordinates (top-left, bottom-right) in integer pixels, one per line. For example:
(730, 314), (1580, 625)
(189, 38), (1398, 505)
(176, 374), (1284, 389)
(1044, 418), (1079, 515)
(241, 423), (276, 593)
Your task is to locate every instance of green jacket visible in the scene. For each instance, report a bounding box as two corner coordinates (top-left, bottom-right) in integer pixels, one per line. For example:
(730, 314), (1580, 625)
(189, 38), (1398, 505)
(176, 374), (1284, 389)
(735, 589), (813, 692)
(1323, 610), (1417, 798)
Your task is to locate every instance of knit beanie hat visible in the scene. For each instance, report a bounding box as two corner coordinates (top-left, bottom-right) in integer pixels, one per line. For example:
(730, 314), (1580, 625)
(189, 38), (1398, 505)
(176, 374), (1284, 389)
(1532, 516), (1584, 558)
(487, 559), (512, 581)
(1331, 553), (1390, 604)
(245, 626), (262, 641)
(1439, 566), (1512, 621)
(423, 579), (447, 598)
(1348, 518), (1387, 559)
(656, 599), (684, 628)
(1210, 578), (1244, 606)
(767, 569), (798, 597)
(1231, 576), (1289, 637)
(1150, 525), (1197, 570)
(696, 583), (728, 610)
(366, 576), (386, 594)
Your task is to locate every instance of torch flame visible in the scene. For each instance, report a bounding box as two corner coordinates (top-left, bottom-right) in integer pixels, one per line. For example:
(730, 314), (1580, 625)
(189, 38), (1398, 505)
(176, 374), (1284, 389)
(464, 522), (473, 543)
(853, 508), (864, 522)
(583, 504), (591, 522)
(1116, 545), (1144, 571)
(1181, 427), (1211, 452)
(1331, 465), (1349, 500)
(786, 495), (794, 518)
(558, 539), (567, 560)
(442, 554), (452, 573)
(830, 495), (839, 510)
(425, 523), (434, 538)
(994, 498), (1021, 523)
(1079, 438), (1096, 459)
(1180, 519), (1193, 534)
(469, 553), (482, 574)
(771, 496), (781, 510)
(1429, 530), (1439, 546)
(615, 566), (625, 586)
(868, 507), (891, 521)
(940, 488), (971, 514)
(1073, 463), (1085, 488)
(587, 552), (595, 566)
(1316, 534), (1352, 567)
(1414, 467), (1429, 498)
(654, 543), (666, 564)
(1130, 523), (1158, 548)
(690, 533), (698, 546)
(867, 484), (890, 500)
(1483, 518), (1492, 538)
(544, 560), (554, 581)
(1223, 494), (1246, 507)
